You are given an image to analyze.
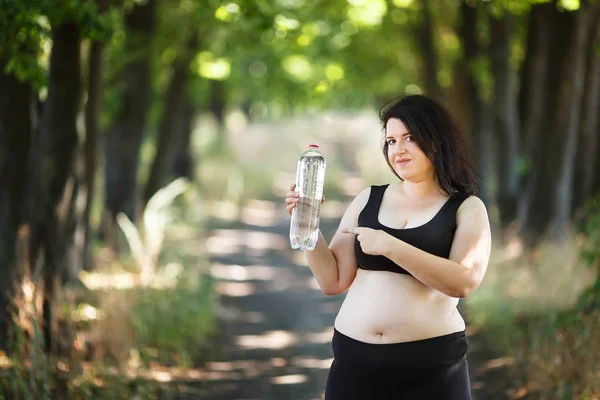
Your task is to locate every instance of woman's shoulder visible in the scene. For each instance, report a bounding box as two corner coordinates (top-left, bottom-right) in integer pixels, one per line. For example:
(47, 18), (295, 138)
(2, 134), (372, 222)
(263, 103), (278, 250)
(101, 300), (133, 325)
(455, 194), (489, 220)
(456, 193), (485, 205)
(355, 183), (390, 197)
(347, 183), (388, 207)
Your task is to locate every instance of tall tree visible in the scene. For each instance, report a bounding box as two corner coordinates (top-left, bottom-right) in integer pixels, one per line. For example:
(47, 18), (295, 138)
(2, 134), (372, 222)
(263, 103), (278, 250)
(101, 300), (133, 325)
(81, 0), (109, 271)
(519, 3), (600, 242)
(105, 0), (157, 228)
(0, 0), (49, 353)
(144, 35), (198, 203)
(208, 78), (228, 151)
(0, 60), (35, 351)
(36, 21), (82, 350)
(573, 20), (600, 213)
(553, 2), (600, 239)
(414, 0), (443, 101)
(172, 96), (196, 180)
(517, 3), (555, 239)
(458, 1), (495, 206)
(490, 10), (520, 226)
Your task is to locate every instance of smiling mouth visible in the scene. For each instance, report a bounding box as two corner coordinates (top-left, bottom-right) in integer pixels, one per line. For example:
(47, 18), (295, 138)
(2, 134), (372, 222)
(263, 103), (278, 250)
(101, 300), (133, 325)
(396, 159), (411, 165)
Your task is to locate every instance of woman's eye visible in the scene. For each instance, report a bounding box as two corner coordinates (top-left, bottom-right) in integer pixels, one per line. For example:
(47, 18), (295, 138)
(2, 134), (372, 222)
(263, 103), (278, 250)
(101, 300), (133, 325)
(405, 135), (413, 142)
(387, 139), (396, 145)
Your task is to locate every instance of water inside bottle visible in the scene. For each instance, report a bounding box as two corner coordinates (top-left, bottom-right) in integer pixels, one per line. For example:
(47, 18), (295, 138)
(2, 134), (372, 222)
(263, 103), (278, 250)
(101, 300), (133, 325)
(290, 196), (321, 250)
(290, 145), (326, 251)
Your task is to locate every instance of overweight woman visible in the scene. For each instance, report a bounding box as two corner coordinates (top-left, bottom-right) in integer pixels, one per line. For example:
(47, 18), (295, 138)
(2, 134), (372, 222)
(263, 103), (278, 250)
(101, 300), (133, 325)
(285, 94), (492, 400)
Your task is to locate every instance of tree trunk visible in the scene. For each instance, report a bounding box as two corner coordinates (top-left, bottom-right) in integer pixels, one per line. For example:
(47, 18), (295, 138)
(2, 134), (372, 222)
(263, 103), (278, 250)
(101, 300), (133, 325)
(172, 97), (196, 180)
(81, 0), (108, 271)
(517, 5), (560, 241)
(38, 23), (82, 351)
(79, 40), (104, 272)
(415, 0), (443, 101)
(519, 5), (596, 242)
(144, 36), (198, 203)
(458, 2), (494, 206)
(0, 60), (35, 352)
(490, 11), (520, 227)
(105, 0), (156, 225)
(574, 22), (600, 214)
(552, 5), (599, 240)
(592, 101), (600, 197)
(519, 4), (553, 158)
(209, 78), (227, 151)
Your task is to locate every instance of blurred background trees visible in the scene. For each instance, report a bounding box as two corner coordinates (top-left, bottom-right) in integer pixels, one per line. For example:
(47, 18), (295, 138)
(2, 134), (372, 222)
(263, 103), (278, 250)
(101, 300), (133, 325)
(1, 0), (600, 398)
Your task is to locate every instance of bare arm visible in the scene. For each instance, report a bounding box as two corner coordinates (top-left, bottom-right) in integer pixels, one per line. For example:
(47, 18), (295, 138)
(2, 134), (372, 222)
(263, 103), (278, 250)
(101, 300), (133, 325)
(286, 185), (370, 295)
(386, 196), (491, 297)
(344, 196), (491, 298)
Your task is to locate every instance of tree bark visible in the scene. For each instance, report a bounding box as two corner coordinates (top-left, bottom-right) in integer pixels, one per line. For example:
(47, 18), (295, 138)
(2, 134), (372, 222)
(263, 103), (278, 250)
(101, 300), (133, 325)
(552, 5), (599, 240)
(490, 11), (520, 227)
(415, 0), (443, 101)
(519, 4), (553, 158)
(105, 0), (156, 225)
(144, 36), (198, 204)
(517, 5), (559, 240)
(0, 60), (35, 352)
(574, 21), (600, 214)
(79, 40), (104, 272)
(458, 2), (494, 205)
(172, 97), (196, 180)
(81, 0), (108, 271)
(592, 102), (600, 197)
(38, 22), (82, 351)
(519, 5), (597, 242)
(209, 78), (227, 151)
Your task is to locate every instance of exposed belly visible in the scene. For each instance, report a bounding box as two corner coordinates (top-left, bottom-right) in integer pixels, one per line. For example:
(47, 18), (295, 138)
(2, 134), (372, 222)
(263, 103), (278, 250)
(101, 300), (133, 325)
(334, 269), (465, 344)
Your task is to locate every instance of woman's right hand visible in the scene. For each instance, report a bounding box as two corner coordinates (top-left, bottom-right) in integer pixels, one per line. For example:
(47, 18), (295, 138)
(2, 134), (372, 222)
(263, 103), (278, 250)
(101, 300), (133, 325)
(285, 183), (299, 216)
(285, 183), (325, 216)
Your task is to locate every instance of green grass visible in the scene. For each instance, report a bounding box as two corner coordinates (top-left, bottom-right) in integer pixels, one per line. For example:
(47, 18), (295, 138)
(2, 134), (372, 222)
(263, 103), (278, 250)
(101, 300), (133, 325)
(465, 233), (600, 398)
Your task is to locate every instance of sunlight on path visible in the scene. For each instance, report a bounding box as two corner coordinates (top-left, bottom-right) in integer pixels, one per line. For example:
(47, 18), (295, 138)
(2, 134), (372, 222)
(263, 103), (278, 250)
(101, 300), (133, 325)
(173, 204), (344, 399)
(179, 196), (510, 400)
(206, 230), (288, 255)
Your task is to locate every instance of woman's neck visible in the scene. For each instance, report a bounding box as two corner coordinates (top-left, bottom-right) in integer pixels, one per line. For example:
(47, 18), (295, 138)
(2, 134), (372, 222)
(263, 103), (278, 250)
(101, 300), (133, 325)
(399, 179), (443, 199)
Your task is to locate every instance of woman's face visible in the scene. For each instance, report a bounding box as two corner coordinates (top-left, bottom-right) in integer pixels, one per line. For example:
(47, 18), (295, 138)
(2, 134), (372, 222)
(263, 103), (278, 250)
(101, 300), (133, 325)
(385, 118), (434, 182)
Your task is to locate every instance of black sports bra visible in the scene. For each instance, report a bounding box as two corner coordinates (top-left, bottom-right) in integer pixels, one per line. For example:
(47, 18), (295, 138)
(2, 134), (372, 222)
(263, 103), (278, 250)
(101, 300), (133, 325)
(354, 184), (469, 276)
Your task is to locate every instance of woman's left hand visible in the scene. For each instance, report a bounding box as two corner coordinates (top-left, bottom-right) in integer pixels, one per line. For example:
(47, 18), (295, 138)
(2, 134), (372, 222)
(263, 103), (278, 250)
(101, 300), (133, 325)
(342, 227), (393, 256)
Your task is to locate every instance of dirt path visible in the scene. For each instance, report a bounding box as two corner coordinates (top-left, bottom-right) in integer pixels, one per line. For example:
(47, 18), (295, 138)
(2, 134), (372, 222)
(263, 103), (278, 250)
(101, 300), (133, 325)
(177, 208), (513, 399)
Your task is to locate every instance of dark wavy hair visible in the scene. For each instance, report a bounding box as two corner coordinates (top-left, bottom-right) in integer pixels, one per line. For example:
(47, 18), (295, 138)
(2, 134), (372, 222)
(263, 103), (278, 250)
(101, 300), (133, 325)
(379, 94), (479, 196)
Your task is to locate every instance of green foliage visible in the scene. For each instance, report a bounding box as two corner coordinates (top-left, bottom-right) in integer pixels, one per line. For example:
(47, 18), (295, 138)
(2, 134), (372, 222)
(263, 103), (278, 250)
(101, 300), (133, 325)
(485, 308), (600, 397)
(4, 311), (49, 400)
(2, 269), (216, 398)
(578, 195), (600, 267)
(0, 0), (112, 87)
(160, 0), (420, 112)
(0, 0), (50, 86)
(131, 273), (216, 367)
(101, 0), (513, 126)
(576, 195), (600, 311)
(46, 0), (112, 40)
(466, 233), (600, 397)
(485, 0), (549, 15)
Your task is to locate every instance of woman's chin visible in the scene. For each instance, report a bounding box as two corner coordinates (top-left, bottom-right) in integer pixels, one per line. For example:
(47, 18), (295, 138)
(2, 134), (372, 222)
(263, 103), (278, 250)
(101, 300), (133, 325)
(395, 170), (411, 181)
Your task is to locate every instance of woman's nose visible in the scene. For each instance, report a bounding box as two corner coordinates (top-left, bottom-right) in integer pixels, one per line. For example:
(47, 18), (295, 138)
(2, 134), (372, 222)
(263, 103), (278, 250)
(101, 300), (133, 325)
(393, 142), (406, 154)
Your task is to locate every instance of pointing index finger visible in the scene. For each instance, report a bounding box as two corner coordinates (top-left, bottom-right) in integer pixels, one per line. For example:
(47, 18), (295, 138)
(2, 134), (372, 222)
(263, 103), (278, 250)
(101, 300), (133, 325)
(343, 227), (360, 235)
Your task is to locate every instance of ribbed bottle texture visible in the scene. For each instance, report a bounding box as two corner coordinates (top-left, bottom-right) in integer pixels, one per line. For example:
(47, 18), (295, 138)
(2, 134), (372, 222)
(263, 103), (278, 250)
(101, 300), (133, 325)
(289, 142), (327, 251)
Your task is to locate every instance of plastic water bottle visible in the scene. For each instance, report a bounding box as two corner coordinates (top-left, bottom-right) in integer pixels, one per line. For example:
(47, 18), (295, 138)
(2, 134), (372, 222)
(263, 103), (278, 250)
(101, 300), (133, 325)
(290, 142), (327, 251)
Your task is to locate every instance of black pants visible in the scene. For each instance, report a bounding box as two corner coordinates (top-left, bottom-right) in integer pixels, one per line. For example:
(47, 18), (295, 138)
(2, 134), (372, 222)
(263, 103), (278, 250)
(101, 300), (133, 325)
(325, 329), (472, 400)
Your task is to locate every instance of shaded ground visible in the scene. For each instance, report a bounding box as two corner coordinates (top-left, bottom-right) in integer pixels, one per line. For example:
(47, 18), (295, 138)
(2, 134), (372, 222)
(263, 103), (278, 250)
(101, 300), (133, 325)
(174, 203), (514, 400)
